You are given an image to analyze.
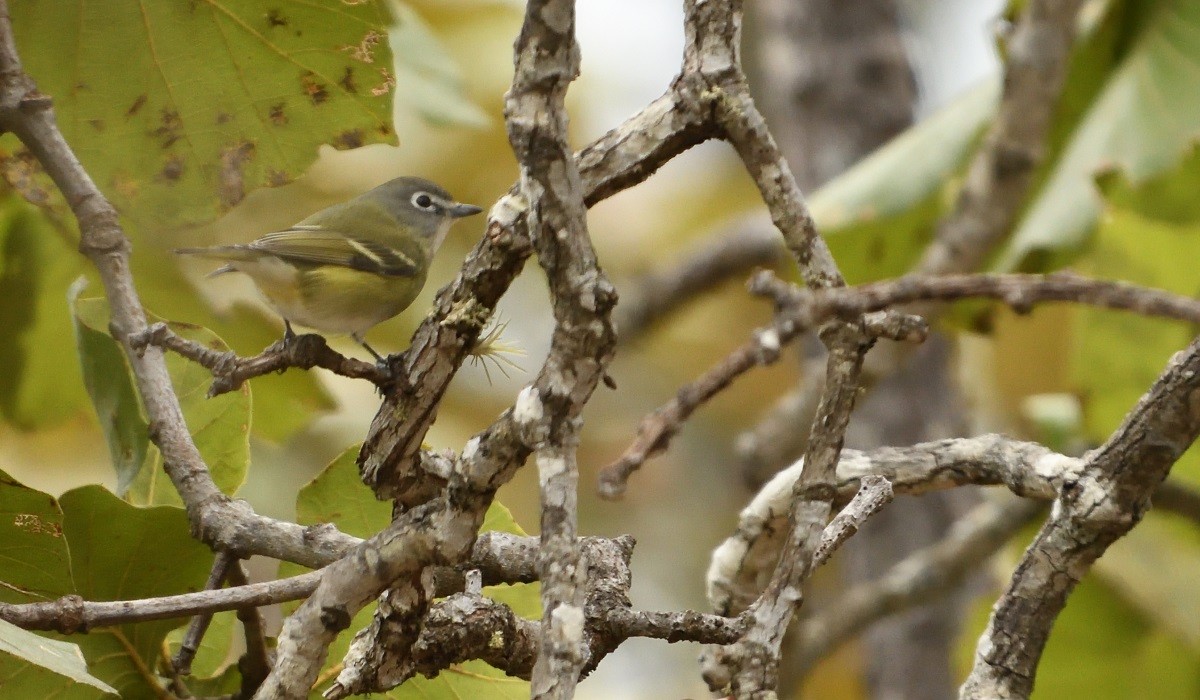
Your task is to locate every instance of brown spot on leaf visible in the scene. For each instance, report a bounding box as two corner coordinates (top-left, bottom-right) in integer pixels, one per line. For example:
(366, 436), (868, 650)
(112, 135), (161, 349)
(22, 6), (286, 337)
(87, 118), (104, 131)
(333, 129), (364, 150)
(268, 102), (288, 126)
(339, 66), (357, 94)
(219, 141), (256, 209)
(152, 108), (183, 149)
(371, 68), (395, 97)
(159, 154), (184, 182)
(125, 94), (148, 118)
(266, 8), (287, 27)
(301, 72), (329, 105)
(216, 111), (233, 125)
(267, 169), (292, 187)
(340, 29), (383, 63)
(0, 148), (53, 207)
(111, 171), (140, 201)
(379, 123), (392, 136)
(12, 513), (62, 537)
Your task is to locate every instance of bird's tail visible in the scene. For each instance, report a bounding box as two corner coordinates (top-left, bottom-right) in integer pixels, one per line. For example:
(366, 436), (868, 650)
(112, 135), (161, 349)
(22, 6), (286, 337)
(174, 245), (254, 277)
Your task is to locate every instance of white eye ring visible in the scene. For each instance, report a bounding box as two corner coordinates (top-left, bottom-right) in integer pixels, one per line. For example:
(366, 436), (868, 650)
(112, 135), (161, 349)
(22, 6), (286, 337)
(412, 192), (437, 211)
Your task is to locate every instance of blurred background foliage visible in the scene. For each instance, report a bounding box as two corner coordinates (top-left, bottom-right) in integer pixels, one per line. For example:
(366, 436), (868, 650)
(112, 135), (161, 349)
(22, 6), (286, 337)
(0, 0), (1199, 698)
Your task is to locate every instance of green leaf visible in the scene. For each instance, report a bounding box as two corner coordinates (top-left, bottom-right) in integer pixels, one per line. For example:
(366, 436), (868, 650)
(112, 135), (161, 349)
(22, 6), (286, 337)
(0, 198), (89, 429)
(71, 288), (149, 497)
(999, 0), (1200, 270)
(294, 444), (391, 540)
(1070, 204), (1200, 488)
(0, 469), (71, 604)
(0, 618), (117, 697)
(1096, 518), (1200, 651)
(389, 2), (489, 128)
(58, 486), (214, 698)
(811, 78), (1000, 283)
(386, 660), (529, 699)
(1096, 140), (1200, 224)
(9, 0), (397, 230)
(1034, 576), (1200, 698)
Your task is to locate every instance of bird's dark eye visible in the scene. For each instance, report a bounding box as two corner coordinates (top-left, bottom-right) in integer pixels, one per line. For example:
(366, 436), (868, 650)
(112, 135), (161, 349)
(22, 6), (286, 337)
(412, 193), (435, 210)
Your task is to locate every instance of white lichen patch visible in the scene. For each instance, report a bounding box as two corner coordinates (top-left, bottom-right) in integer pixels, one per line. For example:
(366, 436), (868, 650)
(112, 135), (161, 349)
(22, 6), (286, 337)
(461, 436), (481, 463)
(537, 454), (569, 488)
(491, 193), (528, 227)
(757, 328), (781, 354)
(1032, 452), (1084, 487)
(552, 603), (585, 644)
(514, 385), (544, 424)
(706, 536), (749, 609)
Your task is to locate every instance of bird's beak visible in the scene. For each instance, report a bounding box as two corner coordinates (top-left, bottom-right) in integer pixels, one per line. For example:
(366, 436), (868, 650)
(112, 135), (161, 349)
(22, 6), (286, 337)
(449, 202), (483, 218)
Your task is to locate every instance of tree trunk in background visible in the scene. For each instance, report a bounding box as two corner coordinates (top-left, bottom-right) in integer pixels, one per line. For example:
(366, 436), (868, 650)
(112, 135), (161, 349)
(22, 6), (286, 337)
(746, 2), (976, 698)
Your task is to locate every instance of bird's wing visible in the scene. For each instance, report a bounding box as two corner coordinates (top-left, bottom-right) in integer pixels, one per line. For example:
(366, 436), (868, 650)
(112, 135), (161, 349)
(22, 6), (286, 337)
(249, 227), (420, 277)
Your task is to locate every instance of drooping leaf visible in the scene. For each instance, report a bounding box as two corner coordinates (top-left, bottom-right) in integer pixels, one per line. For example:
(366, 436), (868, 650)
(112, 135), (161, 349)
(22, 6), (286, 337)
(131, 319), (251, 507)
(0, 619), (117, 698)
(131, 256), (335, 441)
(72, 292), (250, 505)
(71, 287), (149, 497)
(0, 198), (89, 429)
(8, 0), (398, 230)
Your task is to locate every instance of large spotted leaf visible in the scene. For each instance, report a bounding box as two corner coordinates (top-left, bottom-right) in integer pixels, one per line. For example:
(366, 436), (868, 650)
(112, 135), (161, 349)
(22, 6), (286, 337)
(7, 0), (397, 229)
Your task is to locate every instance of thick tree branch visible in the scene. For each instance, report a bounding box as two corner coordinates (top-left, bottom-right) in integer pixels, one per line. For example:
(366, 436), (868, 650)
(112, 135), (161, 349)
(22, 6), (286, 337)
(962, 334), (1200, 697)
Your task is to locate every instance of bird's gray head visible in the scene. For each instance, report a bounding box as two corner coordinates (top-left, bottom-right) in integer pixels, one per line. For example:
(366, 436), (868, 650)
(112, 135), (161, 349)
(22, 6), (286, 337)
(370, 176), (483, 250)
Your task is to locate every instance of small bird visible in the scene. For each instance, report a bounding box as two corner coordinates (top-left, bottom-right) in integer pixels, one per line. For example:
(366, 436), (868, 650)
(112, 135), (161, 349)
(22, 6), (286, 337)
(176, 176), (482, 360)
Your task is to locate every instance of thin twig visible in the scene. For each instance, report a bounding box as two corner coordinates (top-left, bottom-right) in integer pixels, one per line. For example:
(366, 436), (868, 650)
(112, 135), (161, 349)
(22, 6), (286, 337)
(173, 551), (238, 676)
(133, 323), (391, 396)
(810, 475), (894, 569)
(228, 563), (272, 699)
(0, 570), (321, 632)
(602, 270), (1200, 497)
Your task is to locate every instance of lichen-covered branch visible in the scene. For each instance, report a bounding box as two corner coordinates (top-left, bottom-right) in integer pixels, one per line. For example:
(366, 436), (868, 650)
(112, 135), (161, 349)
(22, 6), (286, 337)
(503, 1), (617, 696)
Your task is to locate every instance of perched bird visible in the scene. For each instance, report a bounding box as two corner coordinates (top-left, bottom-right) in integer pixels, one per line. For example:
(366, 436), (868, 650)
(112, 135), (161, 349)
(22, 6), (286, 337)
(176, 176), (482, 360)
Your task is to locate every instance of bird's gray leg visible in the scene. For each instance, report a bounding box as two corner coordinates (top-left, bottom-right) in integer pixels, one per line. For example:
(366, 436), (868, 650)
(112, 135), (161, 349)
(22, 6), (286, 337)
(353, 333), (386, 363)
(283, 320), (296, 342)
